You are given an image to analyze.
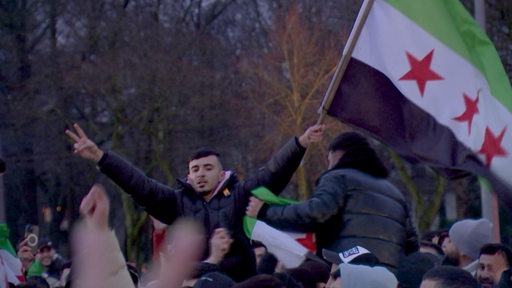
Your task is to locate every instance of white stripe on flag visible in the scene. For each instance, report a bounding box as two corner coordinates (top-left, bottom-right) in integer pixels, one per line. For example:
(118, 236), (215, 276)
(251, 220), (308, 269)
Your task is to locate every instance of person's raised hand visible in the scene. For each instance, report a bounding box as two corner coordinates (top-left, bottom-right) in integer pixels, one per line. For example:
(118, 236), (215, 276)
(79, 184), (110, 232)
(206, 228), (233, 264)
(17, 238), (35, 270)
(298, 124), (325, 148)
(65, 123), (104, 163)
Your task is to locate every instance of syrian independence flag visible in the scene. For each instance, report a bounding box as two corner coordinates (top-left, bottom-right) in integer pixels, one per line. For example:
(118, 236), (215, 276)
(244, 187), (316, 269)
(326, 0), (512, 208)
(0, 224), (24, 287)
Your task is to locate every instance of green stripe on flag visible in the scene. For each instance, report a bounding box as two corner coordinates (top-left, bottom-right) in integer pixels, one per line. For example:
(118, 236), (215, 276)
(385, 0), (512, 112)
(251, 186), (298, 205)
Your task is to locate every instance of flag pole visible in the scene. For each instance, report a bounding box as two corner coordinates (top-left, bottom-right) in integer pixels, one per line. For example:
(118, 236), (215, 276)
(316, 0), (375, 125)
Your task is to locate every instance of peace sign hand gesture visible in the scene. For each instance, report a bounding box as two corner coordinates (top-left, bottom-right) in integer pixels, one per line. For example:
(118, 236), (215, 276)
(65, 123), (104, 163)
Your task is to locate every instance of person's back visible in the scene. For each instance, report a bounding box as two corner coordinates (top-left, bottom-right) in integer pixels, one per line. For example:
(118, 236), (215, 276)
(319, 168), (417, 272)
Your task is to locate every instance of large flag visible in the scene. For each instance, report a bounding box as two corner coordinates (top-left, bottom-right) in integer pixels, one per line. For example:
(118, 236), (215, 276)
(244, 187), (316, 269)
(325, 0), (512, 208)
(0, 224), (24, 287)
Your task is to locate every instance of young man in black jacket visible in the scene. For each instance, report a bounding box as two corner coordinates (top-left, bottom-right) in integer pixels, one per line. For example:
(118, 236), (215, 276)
(247, 132), (419, 274)
(66, 123), (324, 282)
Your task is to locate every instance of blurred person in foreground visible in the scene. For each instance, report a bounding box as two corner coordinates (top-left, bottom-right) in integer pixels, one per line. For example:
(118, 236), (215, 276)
(72, 184), (205, 288)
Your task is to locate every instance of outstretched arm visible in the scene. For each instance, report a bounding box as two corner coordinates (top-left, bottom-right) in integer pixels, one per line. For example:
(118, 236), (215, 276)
(65, 123), (104, 163)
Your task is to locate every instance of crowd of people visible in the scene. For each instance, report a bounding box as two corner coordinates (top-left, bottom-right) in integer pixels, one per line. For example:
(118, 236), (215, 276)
(1, 124), (512, 288)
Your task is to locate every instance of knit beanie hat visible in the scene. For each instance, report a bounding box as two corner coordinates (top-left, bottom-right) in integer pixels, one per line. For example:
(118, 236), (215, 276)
(449, 218), (493, 260)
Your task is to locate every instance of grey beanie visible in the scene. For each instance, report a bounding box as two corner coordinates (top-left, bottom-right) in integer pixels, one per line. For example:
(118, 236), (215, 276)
(449, 218), (493, 260)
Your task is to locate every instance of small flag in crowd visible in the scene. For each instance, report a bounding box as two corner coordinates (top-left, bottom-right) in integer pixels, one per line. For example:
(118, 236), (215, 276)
(244, 187), (316, 269)
(0, 224), (24, 287)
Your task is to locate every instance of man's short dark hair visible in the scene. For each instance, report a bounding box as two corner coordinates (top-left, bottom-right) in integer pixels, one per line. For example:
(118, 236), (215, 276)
(422, 266), (478, 288)
(327, 132), (388, 178)
(420, 240), (445, 256)
(328, 132), (371, 152)
(188, 148), (220, 163)
(480, 243), (512, 267)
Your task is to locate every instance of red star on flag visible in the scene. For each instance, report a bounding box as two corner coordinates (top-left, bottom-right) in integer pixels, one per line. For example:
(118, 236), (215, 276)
(399, 49), (444, 97)
(452, 91), (480, 135)
(477, 126), (508, 167)
(295, 232), (316, 253)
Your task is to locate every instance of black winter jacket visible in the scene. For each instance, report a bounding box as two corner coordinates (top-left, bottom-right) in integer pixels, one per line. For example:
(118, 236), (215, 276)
(258, 168), (419, 273)
(97, 137), (306, 282)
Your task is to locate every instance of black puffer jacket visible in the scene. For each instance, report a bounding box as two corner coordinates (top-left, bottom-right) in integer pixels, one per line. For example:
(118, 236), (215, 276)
(97, 137), (306, 282)
(258, 168), (418, 273)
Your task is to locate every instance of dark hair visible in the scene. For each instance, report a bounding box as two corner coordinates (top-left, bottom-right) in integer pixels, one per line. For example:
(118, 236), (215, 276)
(422, 266), (478, 288)
(257, 252), (279, 275)
(0, 158), (5, 173)
(188, 148), (220, 163)
(479, 243), (512, 267)
(420, 240), (445, 256)
(328, 132), (388, 178)
(397, 251), (441, 288)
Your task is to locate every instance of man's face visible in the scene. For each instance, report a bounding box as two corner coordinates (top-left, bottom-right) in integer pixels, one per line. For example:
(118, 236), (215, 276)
(477, 252), (510, 288)
(441, 237), (460, 266)
(38, 247), (54, 267)
(188, 155), (225, 195)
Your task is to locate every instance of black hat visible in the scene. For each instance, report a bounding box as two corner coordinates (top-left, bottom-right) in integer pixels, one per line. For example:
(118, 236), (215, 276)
(193, 272), (235, 288)
(38, 239), (52, 251)
(322, 246), (379, 266)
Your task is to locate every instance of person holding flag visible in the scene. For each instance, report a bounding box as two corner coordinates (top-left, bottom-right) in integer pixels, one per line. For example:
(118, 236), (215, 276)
(246, 131), (419, 274)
